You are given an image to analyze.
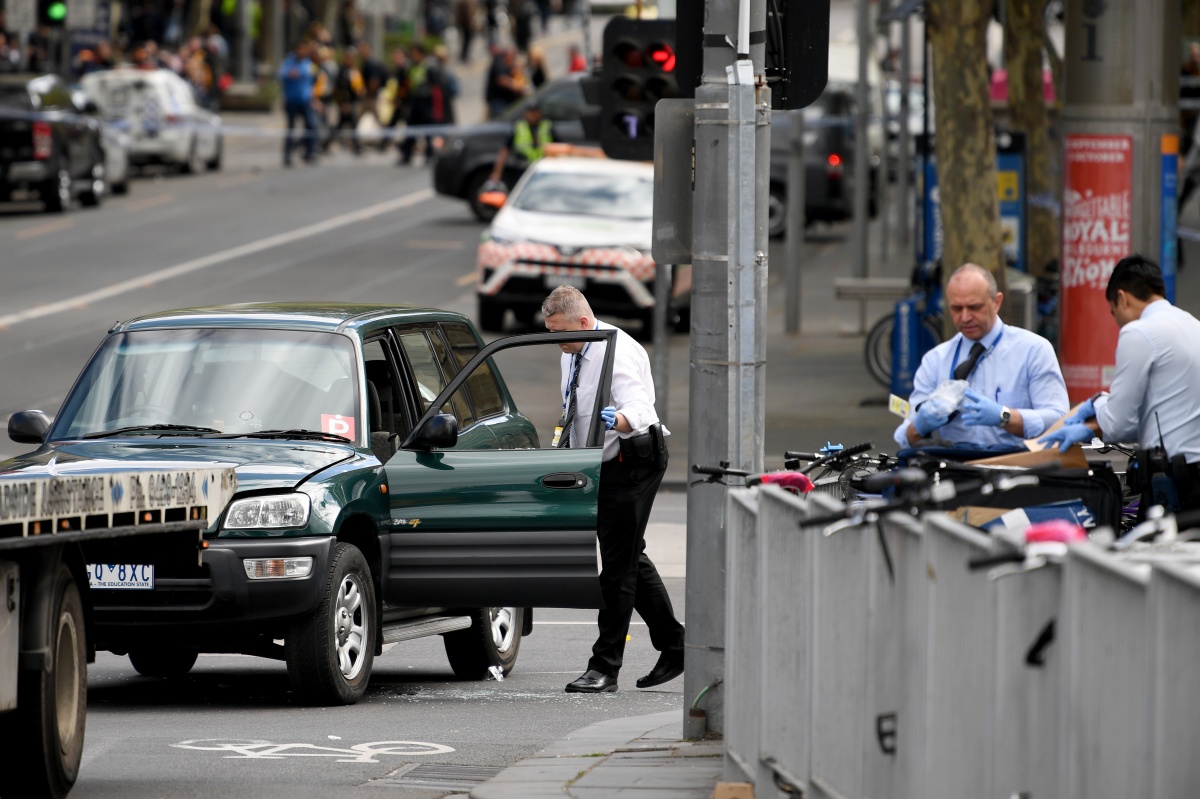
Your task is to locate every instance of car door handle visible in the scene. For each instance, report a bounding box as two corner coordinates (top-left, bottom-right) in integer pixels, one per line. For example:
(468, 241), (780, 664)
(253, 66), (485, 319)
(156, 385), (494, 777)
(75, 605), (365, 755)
(541, 472), (588, 490)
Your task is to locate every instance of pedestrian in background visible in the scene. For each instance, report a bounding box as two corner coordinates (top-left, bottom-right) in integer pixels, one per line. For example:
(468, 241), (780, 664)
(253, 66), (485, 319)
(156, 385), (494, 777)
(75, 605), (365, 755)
(328, 45), (365, 154)
(453, 0), (478, 63)
(380, 46), (411, 152)
(567, 43), (587, 73)
(398, 43), (438, 165)
(488, 99), (552, 184)
(527, 44), (548, 88)
(279, 38), (319, 166)
(541, 286), (685, 694)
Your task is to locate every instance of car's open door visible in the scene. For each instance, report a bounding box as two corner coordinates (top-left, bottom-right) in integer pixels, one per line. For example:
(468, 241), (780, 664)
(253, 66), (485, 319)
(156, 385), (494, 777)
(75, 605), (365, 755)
(381, 329), (616, 609)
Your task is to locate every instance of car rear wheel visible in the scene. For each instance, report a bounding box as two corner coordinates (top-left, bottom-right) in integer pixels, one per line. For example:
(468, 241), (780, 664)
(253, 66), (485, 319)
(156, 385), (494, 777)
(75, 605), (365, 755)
(443, 607), (523, 680)
(466, 169), (502, 222)
(0, 564), (87, 799)
(42, 164), (71, 213)
(477, 295), (505, 332)
(128, 648), (198, 678)
(286, 543), (375, 705)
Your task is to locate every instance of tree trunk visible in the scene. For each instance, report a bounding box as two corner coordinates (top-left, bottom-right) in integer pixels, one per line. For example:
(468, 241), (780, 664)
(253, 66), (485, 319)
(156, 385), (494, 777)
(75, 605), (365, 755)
(1004, 0), (1058, 280)
(927, 0), (1004, 314)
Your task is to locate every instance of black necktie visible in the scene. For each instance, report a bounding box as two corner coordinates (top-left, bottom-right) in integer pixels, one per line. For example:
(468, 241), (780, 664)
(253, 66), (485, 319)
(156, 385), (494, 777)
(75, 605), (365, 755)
(954, 341), (986, 381)
(558, 355), (581, 448)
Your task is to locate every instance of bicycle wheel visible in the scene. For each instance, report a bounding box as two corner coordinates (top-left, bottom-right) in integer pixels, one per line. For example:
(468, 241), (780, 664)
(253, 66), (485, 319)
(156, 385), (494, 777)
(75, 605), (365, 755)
(864, 314), (945, 389)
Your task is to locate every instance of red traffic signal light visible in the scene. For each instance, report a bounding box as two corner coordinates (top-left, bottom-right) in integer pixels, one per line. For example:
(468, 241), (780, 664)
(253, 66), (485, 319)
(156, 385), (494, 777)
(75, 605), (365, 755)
(647, 43), (675, 72)
(600, 18), (678, 161)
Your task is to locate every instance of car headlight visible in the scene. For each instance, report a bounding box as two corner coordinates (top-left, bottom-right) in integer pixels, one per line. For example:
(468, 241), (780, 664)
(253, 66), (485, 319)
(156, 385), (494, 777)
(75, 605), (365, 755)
(243, 557), (313, 579)
(484, 231), (520, 246)
(223, 494), (311, 529)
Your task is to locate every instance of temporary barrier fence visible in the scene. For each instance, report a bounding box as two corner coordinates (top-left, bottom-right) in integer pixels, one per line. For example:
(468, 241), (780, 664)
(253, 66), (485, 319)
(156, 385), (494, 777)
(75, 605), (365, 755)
(723, 485), (1200, 799)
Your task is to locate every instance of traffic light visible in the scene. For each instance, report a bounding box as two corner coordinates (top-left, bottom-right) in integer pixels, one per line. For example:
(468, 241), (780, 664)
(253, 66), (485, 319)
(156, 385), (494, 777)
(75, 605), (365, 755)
(599, 17), (678, 161)
(765, 0), (831, 110)
(41, 0), (67, 24)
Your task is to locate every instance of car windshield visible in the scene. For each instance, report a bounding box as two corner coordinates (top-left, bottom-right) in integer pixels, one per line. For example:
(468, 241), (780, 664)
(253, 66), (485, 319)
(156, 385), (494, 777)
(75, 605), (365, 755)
(510, 172), (653, 219)
(51, 328), (359, 440)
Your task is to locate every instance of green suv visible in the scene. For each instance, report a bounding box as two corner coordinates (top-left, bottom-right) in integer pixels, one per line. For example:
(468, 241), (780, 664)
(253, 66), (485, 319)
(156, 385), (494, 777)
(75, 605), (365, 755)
(3, 303), (614, 705)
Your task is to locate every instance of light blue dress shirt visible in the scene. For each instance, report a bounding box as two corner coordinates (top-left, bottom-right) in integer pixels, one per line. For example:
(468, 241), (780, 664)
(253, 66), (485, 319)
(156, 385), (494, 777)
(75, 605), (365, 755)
(894, 319), (1069, 450)
(1094, 300), (1200, 464)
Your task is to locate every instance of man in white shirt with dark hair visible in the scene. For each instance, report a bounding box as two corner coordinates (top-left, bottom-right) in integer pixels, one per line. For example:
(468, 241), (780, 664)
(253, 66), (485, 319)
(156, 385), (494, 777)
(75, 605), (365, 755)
(542, 285), (685, 694)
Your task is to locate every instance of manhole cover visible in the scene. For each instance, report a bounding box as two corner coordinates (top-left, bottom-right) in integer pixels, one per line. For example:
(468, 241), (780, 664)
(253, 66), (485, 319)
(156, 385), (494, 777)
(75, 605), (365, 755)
(374, 763), (503, 790)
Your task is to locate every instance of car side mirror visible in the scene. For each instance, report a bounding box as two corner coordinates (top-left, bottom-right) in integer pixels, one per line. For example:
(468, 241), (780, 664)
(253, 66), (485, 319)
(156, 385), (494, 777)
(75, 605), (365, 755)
(9, 410), (50, 444)
(401, 413), (458, 451)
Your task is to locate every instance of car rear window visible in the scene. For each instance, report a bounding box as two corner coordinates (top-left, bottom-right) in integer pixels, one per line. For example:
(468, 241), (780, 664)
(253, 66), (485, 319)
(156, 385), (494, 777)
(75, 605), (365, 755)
(0, 85), (30, 109)
(511, 172), (653, 219)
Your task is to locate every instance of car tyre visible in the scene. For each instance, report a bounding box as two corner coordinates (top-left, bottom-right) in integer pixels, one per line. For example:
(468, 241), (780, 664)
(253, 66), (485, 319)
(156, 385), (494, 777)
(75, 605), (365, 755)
(206, 136), (223, 171)
(0, 564), (87, 799)
(443, 607), (523, 680)
(477, 295), (505, 332)
(42, 163), (72, 213)
(128, 648), (198, 678)
(466, 169), (502, 222)
(286, 543), (375, 706)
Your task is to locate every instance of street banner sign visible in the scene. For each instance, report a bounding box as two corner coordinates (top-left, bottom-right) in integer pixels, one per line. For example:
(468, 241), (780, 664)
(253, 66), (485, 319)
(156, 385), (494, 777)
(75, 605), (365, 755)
(1059, 133), (1132, 401)
(6, 0), (36, 33)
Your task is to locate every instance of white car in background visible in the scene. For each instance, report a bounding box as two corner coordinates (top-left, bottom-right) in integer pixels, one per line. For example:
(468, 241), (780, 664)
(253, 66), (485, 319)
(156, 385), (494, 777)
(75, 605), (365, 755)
(80, 68), (222, 174)
(476, 156), (690, 334)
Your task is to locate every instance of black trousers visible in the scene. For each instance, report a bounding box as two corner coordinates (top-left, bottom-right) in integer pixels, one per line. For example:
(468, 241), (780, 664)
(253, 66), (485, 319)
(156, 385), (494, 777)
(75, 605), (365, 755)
(588, 454), (684, 677)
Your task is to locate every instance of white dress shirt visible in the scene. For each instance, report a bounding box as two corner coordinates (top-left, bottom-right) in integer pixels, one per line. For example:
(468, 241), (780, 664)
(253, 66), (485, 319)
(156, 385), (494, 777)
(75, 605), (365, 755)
(559, 319), (667, 460)
(1094, 300), (1200, 464)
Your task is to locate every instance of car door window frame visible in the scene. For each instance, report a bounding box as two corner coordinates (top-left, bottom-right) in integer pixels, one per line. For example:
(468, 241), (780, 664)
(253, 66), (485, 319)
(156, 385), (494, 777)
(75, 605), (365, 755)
(390, 322), (476, 428)
(362, 334), (413, 441)
(402, 329), (618, 451)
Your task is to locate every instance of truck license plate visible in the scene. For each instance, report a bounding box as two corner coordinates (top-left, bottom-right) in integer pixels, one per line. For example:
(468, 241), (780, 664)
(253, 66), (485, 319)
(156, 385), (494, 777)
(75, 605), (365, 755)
(87, 564), (154, 590)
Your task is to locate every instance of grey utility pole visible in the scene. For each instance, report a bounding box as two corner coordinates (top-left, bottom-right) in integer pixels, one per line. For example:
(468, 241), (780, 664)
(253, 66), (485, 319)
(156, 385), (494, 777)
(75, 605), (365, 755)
(851, 0), (872, 330)
(1057, 0), (1179, 400)
(683, 0), (768, 739)
(897, 12), (912, 247)
(785, 110), (805, 334)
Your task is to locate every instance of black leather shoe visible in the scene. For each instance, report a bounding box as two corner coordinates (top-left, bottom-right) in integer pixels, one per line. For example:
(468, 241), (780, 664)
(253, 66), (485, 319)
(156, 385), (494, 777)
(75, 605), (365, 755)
(565, 669), (618, 693)
(636, 650), (684, 689)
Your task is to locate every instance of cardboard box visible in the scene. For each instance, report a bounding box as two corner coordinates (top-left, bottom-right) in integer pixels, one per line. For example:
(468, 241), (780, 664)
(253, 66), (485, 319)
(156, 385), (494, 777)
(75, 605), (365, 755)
(968, 445), (1089, 469)
(947, 506), (1010, 527)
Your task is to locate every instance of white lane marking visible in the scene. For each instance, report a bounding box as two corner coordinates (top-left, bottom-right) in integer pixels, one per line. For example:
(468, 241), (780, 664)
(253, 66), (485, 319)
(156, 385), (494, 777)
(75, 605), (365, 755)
(171, 739), (454, 763)
(0, 188), (435, 330)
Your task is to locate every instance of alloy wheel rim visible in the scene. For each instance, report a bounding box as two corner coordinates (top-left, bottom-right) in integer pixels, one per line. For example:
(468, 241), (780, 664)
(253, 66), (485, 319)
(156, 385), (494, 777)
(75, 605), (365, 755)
(54, 611), (80, 750)
(333, 574), (366, 679)
(489, 607), (516, 654)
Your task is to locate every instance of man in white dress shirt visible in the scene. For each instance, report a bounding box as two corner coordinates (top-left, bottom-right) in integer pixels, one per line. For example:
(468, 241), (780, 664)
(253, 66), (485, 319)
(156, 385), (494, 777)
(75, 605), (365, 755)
(542, 285), (685, 694)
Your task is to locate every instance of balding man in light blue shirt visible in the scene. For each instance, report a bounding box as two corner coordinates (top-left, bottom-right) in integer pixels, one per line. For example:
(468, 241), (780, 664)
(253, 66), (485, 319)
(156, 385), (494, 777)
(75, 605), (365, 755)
(896, 263), (1069, 451)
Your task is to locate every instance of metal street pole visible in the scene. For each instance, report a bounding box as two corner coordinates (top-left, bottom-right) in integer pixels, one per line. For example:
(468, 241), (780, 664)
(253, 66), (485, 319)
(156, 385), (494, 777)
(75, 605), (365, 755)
(785, 109), (805, 334)
(239, 0), (253, 80)
(683, 0), (767, 740)
(851, 0), (871, 330)
(898, 12), (911, 248)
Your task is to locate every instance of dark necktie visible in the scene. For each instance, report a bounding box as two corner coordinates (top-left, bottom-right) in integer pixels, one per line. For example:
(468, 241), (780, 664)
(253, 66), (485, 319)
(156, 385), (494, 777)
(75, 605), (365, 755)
(954, 341), (986, 381)
(558, 354), (581, 448)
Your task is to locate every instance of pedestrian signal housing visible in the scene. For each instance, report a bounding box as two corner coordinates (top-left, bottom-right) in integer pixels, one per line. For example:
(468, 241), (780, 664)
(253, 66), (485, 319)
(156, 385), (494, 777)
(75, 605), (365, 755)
(600, 18), (678, 161)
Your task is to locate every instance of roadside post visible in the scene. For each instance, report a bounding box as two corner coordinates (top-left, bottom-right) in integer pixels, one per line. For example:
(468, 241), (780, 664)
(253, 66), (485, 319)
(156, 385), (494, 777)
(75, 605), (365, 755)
(1058, 0), (1180, 402)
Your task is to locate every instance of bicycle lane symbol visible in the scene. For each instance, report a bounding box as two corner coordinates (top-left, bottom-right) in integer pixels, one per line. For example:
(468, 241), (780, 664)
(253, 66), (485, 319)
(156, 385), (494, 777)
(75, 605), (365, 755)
(171, 739), (456, 763)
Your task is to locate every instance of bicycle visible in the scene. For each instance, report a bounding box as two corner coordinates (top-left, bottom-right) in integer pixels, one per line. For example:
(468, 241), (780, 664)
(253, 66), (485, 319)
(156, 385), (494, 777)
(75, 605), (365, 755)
(690, 462), (815, 494)
(783, 441), (898, 502)
(864, 260), (946, 388)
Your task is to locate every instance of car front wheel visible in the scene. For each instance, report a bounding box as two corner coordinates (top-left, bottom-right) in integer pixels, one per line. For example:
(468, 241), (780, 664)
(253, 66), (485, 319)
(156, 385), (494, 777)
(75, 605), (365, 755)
(443, 607), (523, 680)
(286, 543), (376, 705)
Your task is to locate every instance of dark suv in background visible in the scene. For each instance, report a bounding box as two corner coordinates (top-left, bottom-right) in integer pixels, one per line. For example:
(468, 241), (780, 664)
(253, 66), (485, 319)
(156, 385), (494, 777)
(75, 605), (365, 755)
(432, 74), (590, 221)
(0, 73), (107, 212)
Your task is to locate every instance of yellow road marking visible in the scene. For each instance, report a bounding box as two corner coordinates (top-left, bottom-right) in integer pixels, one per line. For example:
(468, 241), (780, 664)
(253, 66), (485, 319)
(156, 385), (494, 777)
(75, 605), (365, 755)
(15, 217), (76, 240)
(124, 192), (176, 213)
(455, 271), (477, 287)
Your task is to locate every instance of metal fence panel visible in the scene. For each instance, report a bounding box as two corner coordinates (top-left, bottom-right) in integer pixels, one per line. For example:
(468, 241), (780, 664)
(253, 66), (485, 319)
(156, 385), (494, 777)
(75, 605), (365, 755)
(724, 489), (762, 783)
(864, 513), (924, 799)
(1148, 562), (1200, 796)
(920, 514), (997, 798)
(757, 487), (818, 799)
(1059, 546), (1150, 799)
(991, 562), (1062, 799)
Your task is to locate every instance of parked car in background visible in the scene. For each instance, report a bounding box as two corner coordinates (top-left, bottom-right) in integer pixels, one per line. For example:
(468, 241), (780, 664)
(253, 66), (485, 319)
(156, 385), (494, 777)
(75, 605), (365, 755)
(0, 73), (107, 212)
(2, 303), (606, 706)
(80, 68), (222, 174)
(768, 83), (880, 238)
(433, 73), (590, 221)
(476, 156), (690, 333)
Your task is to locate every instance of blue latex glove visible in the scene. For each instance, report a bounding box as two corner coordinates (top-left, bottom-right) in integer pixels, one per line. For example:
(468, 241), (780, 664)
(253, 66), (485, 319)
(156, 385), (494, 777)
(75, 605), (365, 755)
(960, 388), (1004, 427)
(600, 406), (618, 430)
(913, 403), (950, 437)
(1062, 396), (1095, 426)
(1038, 424), (1095, 453)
